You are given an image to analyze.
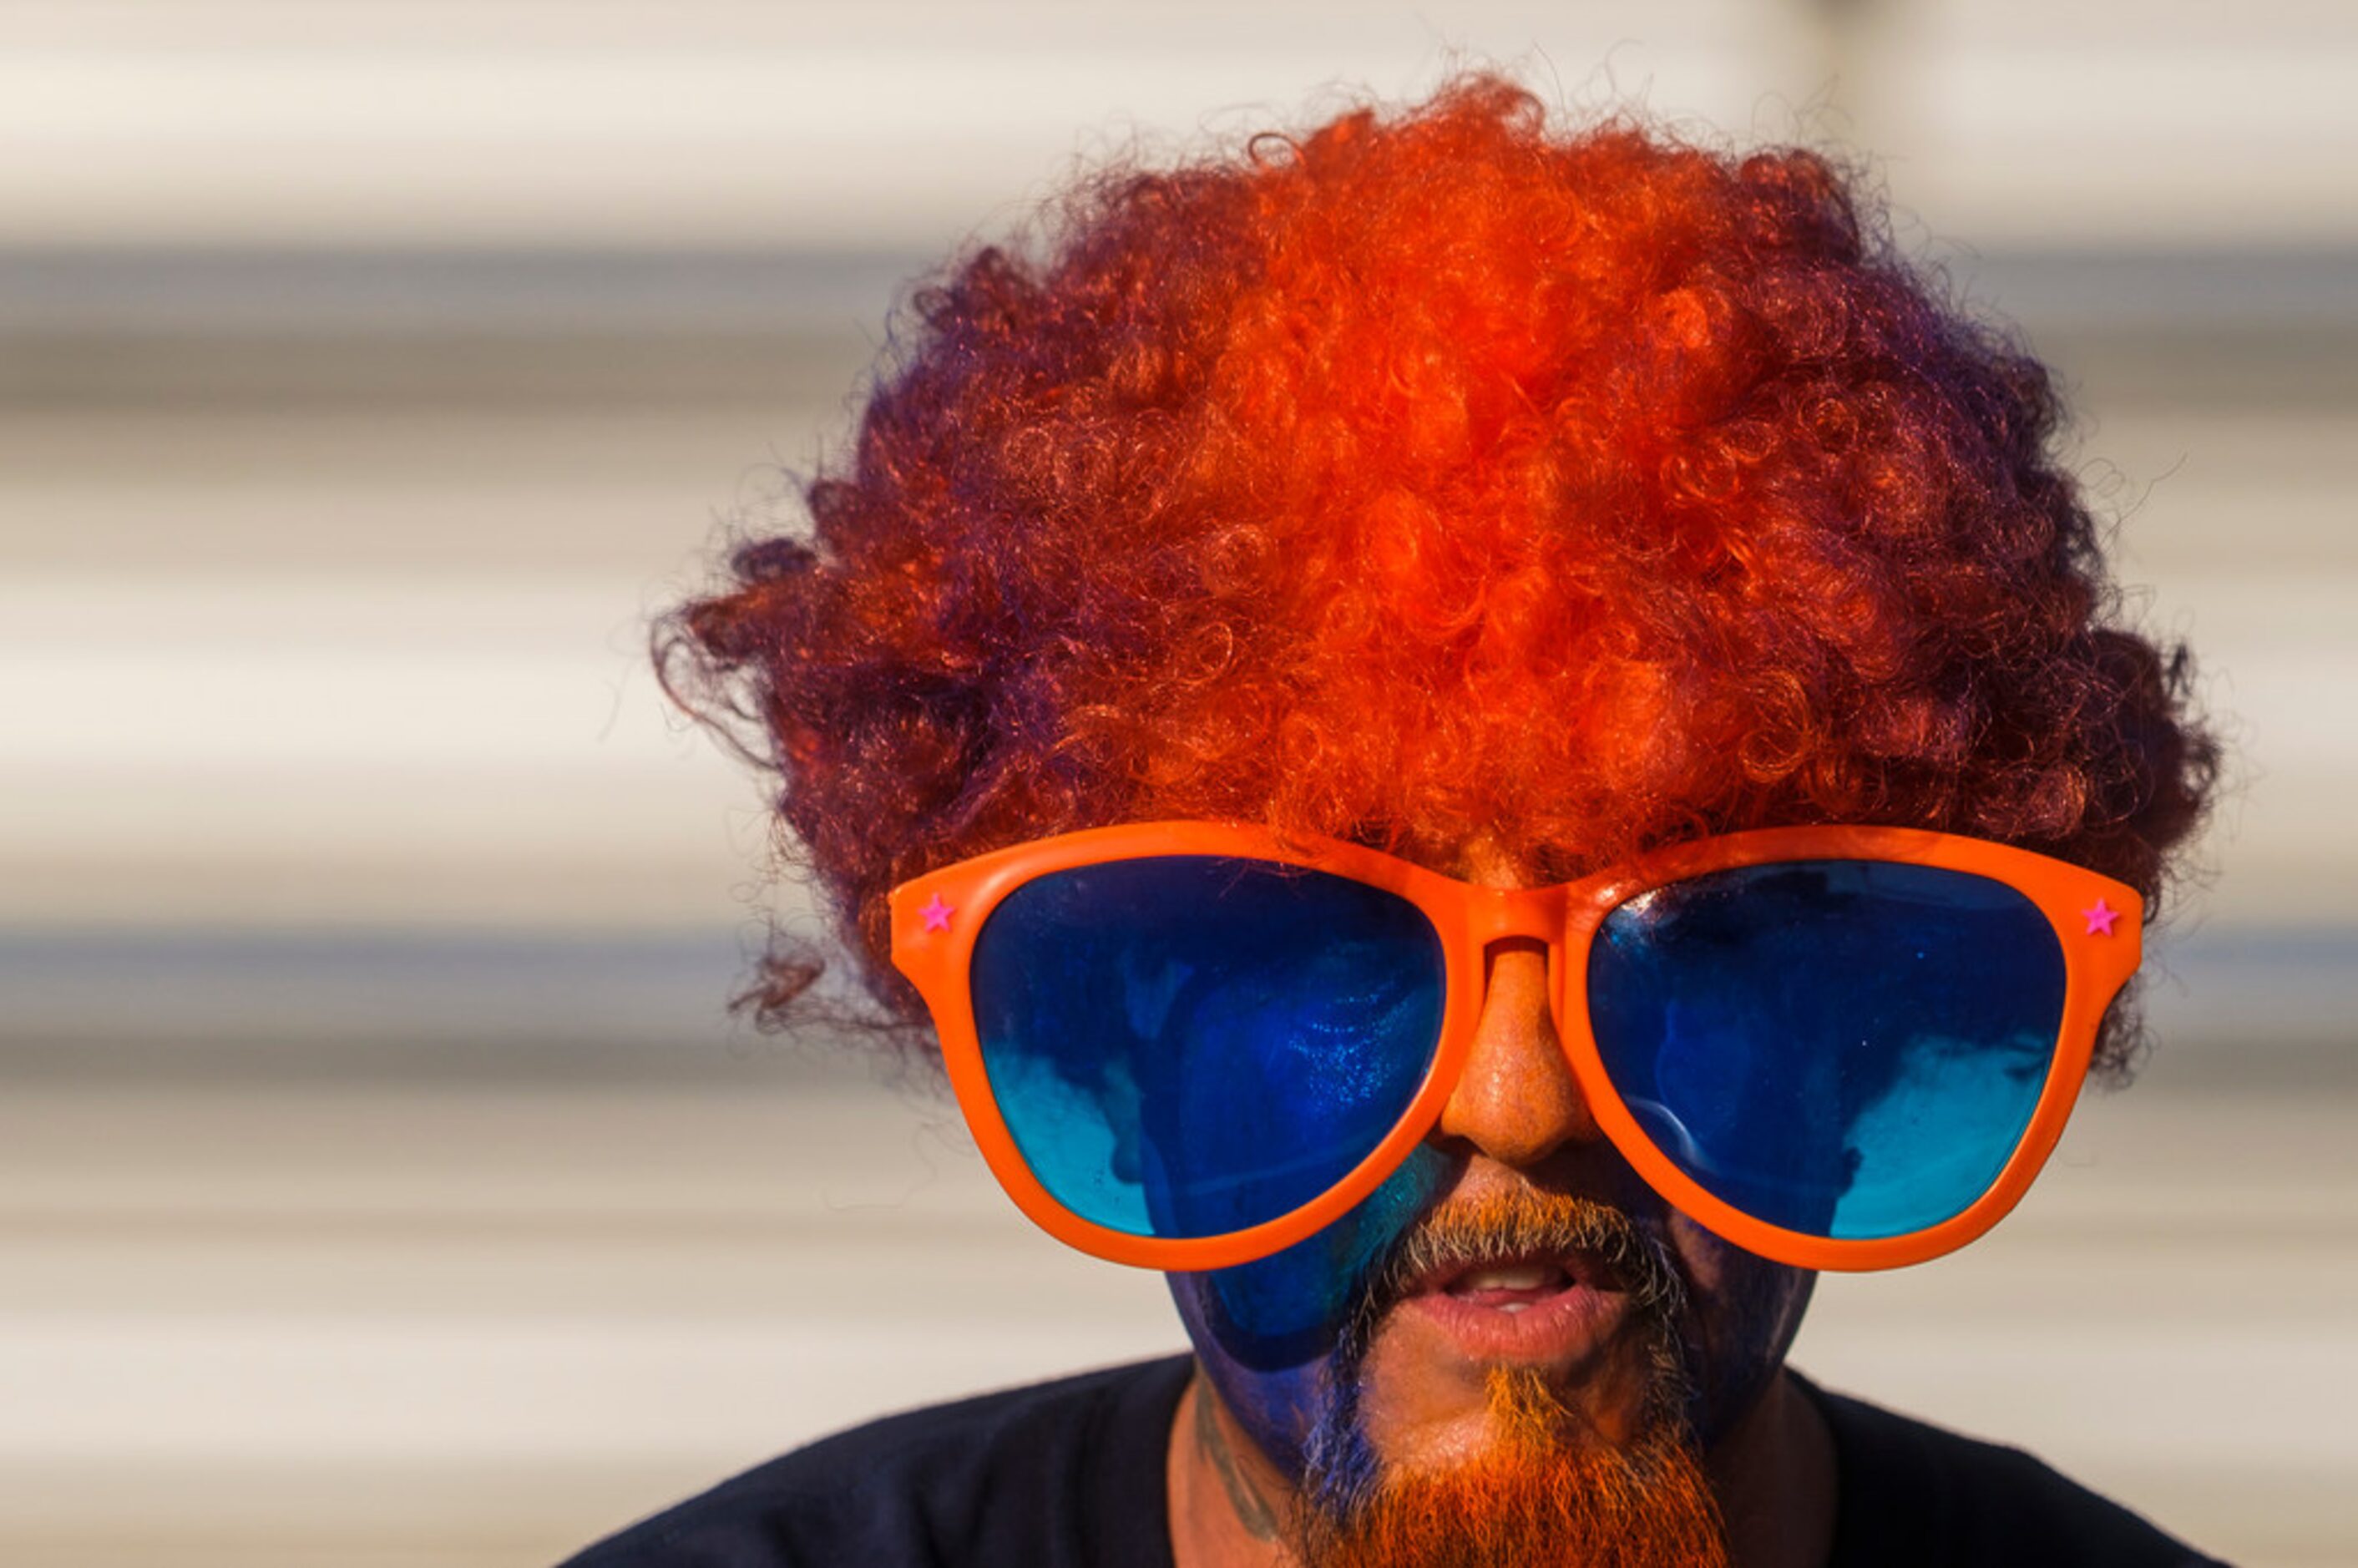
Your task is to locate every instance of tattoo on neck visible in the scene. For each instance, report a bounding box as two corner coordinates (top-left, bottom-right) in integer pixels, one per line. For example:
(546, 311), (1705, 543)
(1193, 1374), (1283, 1543)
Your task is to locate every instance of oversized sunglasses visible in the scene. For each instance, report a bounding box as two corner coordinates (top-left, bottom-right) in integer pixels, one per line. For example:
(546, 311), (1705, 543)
(888, 822), (2141, 1273)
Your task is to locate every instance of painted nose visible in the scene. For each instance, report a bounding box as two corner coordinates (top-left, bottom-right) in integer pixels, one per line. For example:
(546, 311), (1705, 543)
(1434, 936), (1604, 1166)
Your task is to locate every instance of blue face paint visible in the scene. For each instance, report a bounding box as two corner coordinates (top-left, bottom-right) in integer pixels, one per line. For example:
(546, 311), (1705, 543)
(1166, 1145), (1452, 1478)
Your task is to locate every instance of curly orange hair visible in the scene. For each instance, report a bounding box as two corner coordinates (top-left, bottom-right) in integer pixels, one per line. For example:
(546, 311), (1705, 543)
(665, 78), (2214, 1071)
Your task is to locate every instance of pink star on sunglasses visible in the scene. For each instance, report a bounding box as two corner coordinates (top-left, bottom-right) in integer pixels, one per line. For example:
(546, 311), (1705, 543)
(920, 893), (955, 933)
(2081, 898), (2120, 937)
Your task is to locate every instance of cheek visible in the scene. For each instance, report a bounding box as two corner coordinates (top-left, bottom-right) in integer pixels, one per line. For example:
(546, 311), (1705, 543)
(1166, 1147), (1452, 1479)
(1664, 1210), (1817, 1444)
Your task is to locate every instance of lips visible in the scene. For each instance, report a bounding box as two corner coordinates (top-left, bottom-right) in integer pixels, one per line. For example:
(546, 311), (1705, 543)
(1393, 1246), (1636, 1363)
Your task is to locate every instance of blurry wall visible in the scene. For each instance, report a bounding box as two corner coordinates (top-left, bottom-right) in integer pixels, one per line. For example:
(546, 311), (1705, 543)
(2, 4), (2353, 1565)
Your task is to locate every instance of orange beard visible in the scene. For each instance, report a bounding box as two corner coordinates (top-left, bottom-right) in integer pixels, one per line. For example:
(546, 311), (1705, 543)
(1296, 1366), (1730, 1568)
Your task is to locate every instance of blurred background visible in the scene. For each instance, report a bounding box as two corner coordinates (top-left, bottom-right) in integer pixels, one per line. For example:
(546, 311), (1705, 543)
(2, 3), (2353, 1565)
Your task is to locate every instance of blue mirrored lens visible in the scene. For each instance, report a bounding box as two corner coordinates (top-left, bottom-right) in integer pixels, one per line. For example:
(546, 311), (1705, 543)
(1589, 861), (2066, 1241)
(971, 857), (1445, 1240)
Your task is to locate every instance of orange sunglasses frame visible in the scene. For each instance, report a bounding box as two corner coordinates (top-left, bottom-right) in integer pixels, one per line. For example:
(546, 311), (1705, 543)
(888, 821), (2143, 1275)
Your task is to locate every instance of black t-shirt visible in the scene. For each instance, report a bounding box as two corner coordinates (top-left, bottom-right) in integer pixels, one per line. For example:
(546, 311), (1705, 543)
(560, 1355), (2228, 1566)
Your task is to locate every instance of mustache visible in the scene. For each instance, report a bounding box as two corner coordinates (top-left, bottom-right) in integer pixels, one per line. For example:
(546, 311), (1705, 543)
(1367, 1187), (1688, 1319)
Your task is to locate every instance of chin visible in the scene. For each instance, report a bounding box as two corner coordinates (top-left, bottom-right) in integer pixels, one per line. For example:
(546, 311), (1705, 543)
(1296, 1369), (1731, 1568)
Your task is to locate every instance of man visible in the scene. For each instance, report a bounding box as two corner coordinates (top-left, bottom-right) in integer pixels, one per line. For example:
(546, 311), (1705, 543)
(569, 78), (2221, 1566)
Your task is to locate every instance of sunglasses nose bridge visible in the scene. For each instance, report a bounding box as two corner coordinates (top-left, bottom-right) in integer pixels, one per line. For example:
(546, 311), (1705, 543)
(1461, 884), (1568, 944)
(1456, 885), (1587, 1051)
(1460, 886), (1576, 989)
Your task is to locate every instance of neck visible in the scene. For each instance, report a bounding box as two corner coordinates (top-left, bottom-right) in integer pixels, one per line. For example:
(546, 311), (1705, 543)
(1166, 1369), (1298, 1568)
(1706, 1368), (1839, 1568)
(1165, 1364), (1837, 1568)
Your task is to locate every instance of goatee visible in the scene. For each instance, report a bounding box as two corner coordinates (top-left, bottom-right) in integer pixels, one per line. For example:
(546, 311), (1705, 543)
(1292, 1191), (1731, 1568)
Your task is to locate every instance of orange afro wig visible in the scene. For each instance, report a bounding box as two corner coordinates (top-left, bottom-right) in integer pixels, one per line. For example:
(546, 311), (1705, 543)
(665, 77), (2215, 1072)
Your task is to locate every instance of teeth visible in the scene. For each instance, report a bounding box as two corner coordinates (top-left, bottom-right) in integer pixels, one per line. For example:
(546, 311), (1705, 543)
(1457, 1264), (1558, 1292)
